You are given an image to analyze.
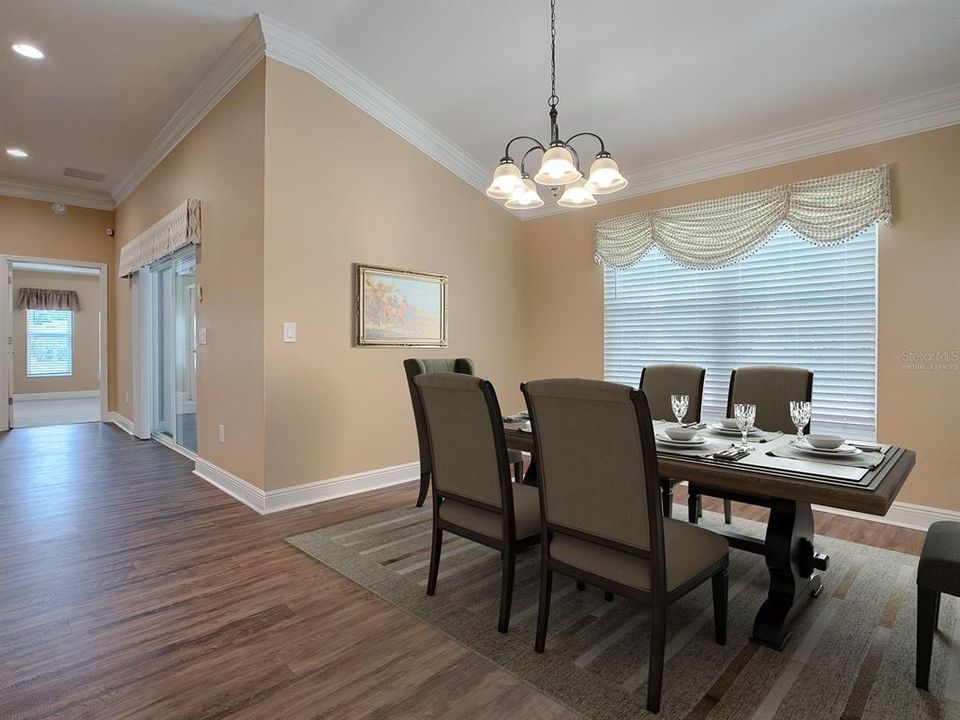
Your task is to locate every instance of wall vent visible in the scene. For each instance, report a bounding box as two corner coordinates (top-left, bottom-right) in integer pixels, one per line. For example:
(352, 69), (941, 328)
(63, 167), (107, 182)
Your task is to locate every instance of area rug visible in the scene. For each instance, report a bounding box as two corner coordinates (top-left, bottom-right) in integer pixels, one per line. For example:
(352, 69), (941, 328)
(287, 505), (959, 719)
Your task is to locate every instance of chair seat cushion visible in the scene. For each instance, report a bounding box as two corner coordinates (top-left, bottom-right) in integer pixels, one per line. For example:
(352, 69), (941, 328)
(918, 521), (960, 596)
(438, 484), (540, 541)
(549, 518), (728, 592)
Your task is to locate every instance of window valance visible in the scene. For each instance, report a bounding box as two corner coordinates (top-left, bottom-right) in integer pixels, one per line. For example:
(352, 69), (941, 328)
(118, 198), (201, 277)
(17, 288), (81, 311)
(594, 166), (891, 269)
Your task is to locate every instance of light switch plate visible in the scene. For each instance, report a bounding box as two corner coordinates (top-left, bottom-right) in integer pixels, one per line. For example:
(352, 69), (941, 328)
(198, 327), (208, 345)
(283, 322), (296, 343)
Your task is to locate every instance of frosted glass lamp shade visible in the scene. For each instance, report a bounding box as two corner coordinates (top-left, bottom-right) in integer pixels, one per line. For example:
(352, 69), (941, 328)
(557, 178), (597, 208)
(486, 161), (523, 199)
(534, 145), (581, 185)
(504, 178), (544, 209)
(586, 155), (628, 194)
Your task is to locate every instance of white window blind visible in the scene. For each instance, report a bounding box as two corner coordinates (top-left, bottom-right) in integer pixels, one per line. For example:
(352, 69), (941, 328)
(26, 309), (74, 377)
(604, 225), (877, 440)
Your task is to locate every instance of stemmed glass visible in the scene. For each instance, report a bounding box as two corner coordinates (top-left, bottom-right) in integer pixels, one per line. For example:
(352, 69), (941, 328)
(733, 403), (757, 451)
(671, 394), (689, 426)
(790, 401), (812, 444)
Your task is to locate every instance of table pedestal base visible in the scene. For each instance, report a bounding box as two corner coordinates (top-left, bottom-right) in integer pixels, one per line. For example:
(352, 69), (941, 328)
(752, 498), (829, 649)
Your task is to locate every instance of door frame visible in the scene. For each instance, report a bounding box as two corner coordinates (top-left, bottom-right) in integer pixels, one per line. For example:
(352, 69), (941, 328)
(0, 254), (109, 431)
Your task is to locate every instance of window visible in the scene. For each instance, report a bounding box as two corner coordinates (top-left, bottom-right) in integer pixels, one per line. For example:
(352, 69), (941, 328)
(604, 225), (878, 440)
(26, 309), (74, 377)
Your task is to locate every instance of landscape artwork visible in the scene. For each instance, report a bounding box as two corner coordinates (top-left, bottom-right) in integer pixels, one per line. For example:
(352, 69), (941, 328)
(356, 265), (447, 347)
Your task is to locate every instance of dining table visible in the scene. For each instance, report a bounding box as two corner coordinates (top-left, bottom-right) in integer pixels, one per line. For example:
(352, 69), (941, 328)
(503, 418), (916, 650)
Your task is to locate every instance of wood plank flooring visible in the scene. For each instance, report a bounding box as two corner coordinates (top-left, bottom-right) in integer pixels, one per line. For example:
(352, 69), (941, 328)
(0, 423), (925, 719)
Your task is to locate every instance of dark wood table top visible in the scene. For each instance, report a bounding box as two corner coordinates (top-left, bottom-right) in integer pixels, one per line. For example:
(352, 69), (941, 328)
(504, 426), (915, 517)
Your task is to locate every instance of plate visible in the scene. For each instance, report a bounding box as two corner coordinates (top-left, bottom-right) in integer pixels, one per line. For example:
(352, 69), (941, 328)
(791, 439), (861, 456)
(655, 433), (709, 447)
(708, 423), (762, 437)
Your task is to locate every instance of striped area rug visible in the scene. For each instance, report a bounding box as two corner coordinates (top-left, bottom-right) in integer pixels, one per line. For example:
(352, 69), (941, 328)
(287, 505), (959, 719)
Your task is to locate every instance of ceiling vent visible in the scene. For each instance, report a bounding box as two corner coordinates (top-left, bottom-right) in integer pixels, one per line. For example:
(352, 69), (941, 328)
(63, 167), (107, 182)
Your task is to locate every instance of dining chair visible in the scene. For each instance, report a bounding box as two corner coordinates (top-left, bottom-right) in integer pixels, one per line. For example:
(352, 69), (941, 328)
(414, 372), (541, 633)
(404, 358), (524, 506)
(639, 364), (706, 518)
(522, 379), (729, 714)
(688, 365), (814, 525)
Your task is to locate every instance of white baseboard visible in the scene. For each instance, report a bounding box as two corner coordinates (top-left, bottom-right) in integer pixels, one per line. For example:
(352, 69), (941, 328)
(193, 458), (267, 514)
(264, 462), (420, 514)
(191, 457), (420, 515)
(108, 411), (135, 435)
(14, 390), (100, 401)
(814, 501), (960, 532)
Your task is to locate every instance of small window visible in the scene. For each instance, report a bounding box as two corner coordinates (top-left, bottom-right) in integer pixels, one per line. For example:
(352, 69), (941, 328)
(26, 309), (74, 377)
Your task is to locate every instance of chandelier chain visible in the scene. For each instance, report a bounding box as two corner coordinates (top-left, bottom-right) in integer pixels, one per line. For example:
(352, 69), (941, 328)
(549, 0), (558, 108)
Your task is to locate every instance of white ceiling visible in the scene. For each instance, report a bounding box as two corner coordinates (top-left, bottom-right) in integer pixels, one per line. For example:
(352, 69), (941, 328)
(1, 0), (958, 211)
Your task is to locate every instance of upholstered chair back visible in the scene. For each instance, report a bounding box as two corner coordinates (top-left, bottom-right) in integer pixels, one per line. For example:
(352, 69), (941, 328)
(413, 372), (507, 510)
(727, 365), (814, 434)
(639, 364), (706, 423)
(404, 358), (476, 474)
(522, 379), (660, 552)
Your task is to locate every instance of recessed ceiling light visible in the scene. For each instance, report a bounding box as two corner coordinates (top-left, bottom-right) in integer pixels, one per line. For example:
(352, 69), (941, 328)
(6, 148), (29, 158)
(12, 43), (44, 60)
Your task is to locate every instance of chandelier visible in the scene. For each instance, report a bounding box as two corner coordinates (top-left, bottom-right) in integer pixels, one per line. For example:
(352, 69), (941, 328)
(485, 0), (627, 210)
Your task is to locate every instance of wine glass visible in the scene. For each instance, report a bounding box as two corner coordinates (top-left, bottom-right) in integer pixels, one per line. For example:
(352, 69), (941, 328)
(671, 394), (689, 426)
(733, 403), (757, 450)
(790, 400), (812, 443)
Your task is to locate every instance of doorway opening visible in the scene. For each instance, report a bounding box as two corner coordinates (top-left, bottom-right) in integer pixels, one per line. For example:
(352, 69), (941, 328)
(1, 256), (109, 431)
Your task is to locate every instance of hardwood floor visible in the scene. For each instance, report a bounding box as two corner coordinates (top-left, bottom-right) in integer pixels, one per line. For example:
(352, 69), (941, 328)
(0, 423), (924, 719)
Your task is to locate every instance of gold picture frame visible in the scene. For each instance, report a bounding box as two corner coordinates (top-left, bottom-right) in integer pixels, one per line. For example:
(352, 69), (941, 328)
(356, 264), (448, 347)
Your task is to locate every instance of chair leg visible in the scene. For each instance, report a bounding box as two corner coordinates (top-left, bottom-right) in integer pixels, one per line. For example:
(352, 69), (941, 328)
(498, 546), (516, 633)
(917, 586), (939, 690)
(698, 495), (703, 518)
(724, 499), (732, 524)
(426, 525), (443, 596)
(416, 472), (430, 507)
(647, 602), (667, 714)
(513, 462), (522, 483)
(661, 480), (673, 518)
(712, 568), (728, 645)
(535, 568), (553, 653)
(688, 490), (699, 525)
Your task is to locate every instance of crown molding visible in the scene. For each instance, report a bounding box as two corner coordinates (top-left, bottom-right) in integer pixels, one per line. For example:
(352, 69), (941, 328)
(258, 15), (491, 194)
(520, 83), (960, 220)
(0, 175), (114, 211)
(110, 17), (267, 206)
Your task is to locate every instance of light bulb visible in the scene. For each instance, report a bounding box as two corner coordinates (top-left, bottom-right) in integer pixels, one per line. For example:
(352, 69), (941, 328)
(505, 178), (544, 209)
(557, 178), (597, 208)
(486, 160), (523, 199)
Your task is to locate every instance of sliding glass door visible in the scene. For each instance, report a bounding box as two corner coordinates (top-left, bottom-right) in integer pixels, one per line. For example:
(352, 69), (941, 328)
(150, 247), (197, 453)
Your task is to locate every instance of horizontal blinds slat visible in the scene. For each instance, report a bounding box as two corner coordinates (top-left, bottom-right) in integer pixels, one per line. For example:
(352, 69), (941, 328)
(26, 310), (73, 377)
(603, 226), (877, 440)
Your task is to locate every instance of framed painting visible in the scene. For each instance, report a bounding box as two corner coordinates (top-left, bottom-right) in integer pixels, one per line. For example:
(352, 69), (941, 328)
(356, 264), (447, 347)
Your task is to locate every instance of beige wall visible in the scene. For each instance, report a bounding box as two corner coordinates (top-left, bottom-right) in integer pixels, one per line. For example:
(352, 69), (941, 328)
(12, 270), (100, 394)
(262, 59), (525, 490)
(112, 61), (266, 488)
(521, 125), (960, 511)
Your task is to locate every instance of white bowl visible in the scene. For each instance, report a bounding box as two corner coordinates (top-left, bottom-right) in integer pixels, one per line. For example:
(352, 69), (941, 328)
(665, 425), (699, 441)
(719, 418), (740, 430)
(805, 434), (844, 450)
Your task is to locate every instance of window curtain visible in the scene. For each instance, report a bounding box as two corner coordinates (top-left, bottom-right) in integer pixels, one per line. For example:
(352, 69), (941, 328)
(118, 198), (201, 277)
(594, 166), (891, 269)
(17, 288), (81, 311)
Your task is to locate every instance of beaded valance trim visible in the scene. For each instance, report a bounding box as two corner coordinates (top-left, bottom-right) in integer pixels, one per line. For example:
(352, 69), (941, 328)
(594, 166), (891, 270)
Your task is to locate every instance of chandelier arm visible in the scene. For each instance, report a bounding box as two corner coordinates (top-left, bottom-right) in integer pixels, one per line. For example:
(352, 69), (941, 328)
(519, 145), (545, 176)
(566, 143), (581, 173)
(564, 132), (607, 156)
(504, 135), (546, 160)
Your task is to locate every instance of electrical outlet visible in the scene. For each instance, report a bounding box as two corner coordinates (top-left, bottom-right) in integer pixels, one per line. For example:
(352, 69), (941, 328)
(198, 327), (208, 345)
(218, 424), (225, 443)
